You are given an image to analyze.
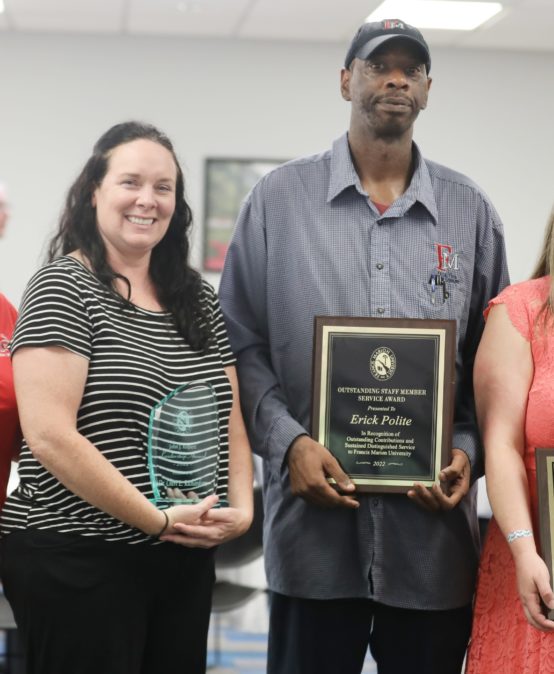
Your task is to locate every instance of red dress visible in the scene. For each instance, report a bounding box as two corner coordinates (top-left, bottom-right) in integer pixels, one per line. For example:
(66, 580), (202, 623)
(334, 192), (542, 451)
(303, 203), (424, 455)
(466, 276), (554, 673)
(0, 292), (19, 510)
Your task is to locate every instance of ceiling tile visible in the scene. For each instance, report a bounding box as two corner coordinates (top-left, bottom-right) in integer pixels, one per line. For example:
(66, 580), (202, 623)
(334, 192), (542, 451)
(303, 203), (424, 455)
(238, 0), (383, 42)
(7, 0), (117, 9)
(127, 0), (251, 36)
(5, 0), (126, 33)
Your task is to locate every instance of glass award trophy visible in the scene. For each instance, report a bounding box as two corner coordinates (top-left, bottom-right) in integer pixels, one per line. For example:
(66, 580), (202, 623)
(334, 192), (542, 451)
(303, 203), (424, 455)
(147, 382), (221, 508)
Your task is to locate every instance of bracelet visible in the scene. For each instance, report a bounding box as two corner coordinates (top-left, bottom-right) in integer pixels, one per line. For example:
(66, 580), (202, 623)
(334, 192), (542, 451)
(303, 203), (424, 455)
(506, 529), (533, 544)
(155, 510), (169, 538)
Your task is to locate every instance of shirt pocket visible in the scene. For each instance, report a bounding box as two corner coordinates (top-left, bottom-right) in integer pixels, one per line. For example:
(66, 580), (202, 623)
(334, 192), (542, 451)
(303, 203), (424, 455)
(417, 279), (465, 321)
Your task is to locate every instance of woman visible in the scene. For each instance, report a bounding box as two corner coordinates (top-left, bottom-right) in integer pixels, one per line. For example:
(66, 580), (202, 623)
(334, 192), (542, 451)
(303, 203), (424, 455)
(465, 211), (554, 672)
(0, 121), (253, 674)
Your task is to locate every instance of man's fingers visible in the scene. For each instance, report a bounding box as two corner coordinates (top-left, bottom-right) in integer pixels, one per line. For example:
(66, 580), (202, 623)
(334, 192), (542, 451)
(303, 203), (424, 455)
(439, 449), (469, 481)
(439, 460), (463, 482)
(407, 481), (462, 511)
(298, 464), (359, 508)
(324, 455), (355, 493)
(432, 482), (464, 509)
(302, 480), (359, 509)
(407, 483), (440, 511)
(288, 437), (358, 508)
(439, 466), (459, 481)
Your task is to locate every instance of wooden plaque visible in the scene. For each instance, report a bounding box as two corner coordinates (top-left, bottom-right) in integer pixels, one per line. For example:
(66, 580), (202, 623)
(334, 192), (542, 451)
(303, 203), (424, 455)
(311, 317), (456, 493)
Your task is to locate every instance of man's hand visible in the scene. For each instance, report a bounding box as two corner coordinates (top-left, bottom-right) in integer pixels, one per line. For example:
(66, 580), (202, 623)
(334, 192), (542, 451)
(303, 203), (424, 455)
(287, 435), (359, 509)
(407, 448), (470, 511)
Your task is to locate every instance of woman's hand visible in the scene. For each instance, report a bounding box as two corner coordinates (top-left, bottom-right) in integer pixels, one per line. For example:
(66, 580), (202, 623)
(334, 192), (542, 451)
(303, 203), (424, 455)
(514, 549), (554, 631)
(161, 494), (219, 534)
(160, 504), (253, 549)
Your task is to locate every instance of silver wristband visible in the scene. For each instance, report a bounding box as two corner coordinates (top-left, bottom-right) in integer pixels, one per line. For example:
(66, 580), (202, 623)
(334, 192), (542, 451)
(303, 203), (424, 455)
(506, 528), (533, 544)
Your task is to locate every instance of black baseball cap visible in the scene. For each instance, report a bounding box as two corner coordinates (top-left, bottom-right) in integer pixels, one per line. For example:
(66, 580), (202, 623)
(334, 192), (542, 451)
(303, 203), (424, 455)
(345, 19), (431, 73)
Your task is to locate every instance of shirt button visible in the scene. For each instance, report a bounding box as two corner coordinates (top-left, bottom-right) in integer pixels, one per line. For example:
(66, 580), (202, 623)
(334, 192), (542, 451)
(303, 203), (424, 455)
(376, 263), (384, 270)
(377, 307), (385, 314)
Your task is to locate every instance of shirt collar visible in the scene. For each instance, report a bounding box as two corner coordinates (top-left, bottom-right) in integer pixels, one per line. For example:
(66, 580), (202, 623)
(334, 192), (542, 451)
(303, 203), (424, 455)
(327, 133), (439, 226)
(327, 133), (361, 203)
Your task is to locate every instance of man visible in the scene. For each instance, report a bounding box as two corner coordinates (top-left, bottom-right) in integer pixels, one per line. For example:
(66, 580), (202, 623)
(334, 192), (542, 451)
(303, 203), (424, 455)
(219, 19), (509, 674)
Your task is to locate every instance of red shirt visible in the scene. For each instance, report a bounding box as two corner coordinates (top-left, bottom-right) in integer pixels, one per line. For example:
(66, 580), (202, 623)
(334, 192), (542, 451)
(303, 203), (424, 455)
(0, 293), (19, 510)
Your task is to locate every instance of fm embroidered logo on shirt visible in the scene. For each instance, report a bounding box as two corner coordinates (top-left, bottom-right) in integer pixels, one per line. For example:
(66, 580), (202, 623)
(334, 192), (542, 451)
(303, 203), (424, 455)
(435, 243), (459, 272)
(428, 243), (462, 304)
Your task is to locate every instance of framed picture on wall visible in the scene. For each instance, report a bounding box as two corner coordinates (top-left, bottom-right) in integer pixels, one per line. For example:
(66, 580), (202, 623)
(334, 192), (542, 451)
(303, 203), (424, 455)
(203, 158), (285, 272)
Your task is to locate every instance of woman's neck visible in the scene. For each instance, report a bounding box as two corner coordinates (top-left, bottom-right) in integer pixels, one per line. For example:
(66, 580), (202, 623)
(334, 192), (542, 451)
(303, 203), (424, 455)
(69, 249), (165, 312)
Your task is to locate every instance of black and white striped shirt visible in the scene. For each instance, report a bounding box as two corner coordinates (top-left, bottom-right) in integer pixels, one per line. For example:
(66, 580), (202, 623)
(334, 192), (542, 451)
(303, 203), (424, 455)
(1, 256), (235, 543)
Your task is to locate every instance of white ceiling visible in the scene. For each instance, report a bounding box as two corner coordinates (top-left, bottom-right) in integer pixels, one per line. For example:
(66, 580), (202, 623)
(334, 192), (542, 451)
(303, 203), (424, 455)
(0, 0), (553, 53)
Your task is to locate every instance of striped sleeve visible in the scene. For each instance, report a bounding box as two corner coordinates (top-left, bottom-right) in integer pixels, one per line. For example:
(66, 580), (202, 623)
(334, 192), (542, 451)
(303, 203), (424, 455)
(11, 264), (93, 359)
(202, 280), (235, 366)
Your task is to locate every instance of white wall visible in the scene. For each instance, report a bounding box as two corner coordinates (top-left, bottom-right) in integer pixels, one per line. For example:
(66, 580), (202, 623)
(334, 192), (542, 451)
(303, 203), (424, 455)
(0, 32), (553, 304)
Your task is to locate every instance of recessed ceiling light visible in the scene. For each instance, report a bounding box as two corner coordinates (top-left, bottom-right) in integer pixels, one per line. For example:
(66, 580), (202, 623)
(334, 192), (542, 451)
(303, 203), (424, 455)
(366, 0), (503, 31)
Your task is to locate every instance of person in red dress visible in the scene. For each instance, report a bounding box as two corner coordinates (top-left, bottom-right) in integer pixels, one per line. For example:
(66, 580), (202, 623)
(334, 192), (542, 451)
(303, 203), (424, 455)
(0, 183), (20, 509)
(0, 293), (19, 510)
(466, 210), (554, 673)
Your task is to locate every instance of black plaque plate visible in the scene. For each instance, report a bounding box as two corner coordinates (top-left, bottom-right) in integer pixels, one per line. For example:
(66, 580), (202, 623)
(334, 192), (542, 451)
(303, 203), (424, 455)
(311, 317), (456, 493)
